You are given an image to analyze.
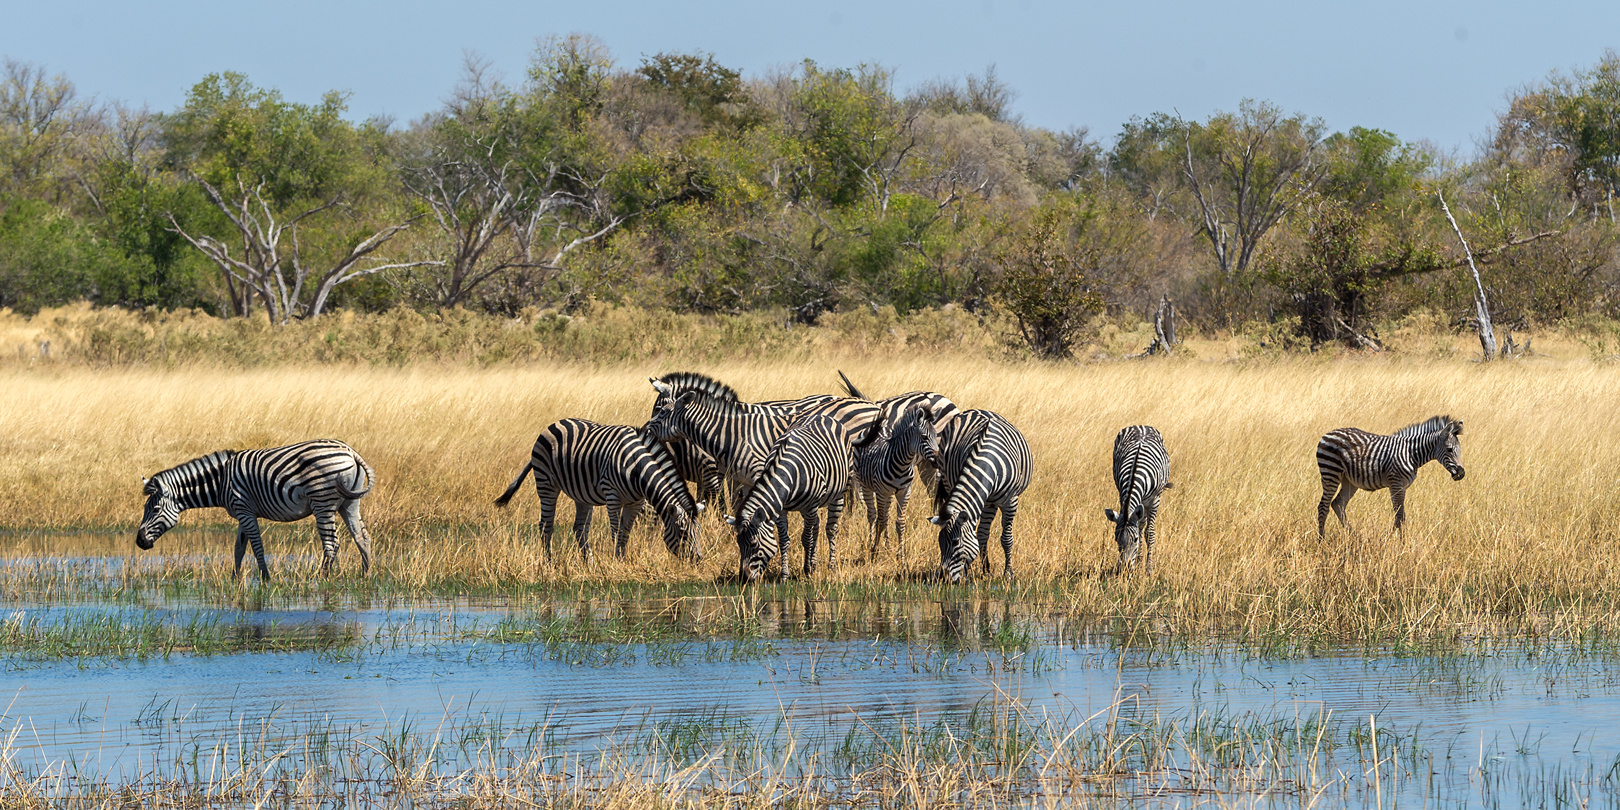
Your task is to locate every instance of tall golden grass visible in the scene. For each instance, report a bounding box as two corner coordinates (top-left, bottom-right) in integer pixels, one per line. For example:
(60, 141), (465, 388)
(4, 341), (1620, 641)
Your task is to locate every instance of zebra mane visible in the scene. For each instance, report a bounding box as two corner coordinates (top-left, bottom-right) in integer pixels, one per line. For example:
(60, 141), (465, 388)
(1394, 415), (1453, 439)
(147, 449), (236, 494)
(655, 372), (741, 403)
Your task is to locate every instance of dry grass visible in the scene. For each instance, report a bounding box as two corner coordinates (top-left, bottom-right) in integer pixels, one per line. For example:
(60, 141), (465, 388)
(4, 342), (1620, 641)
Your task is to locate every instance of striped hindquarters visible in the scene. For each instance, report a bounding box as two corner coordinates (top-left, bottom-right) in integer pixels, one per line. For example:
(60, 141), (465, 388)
(1112, 425), (1169, 514)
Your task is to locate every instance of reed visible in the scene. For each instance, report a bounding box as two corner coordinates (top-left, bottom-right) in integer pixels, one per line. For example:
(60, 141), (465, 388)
(4, 344), (1620, 644)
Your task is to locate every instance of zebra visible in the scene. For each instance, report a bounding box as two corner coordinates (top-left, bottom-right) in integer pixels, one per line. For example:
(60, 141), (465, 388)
(929, 410), (1032, 583)
(494, 419), (702, 560)
(1316, 415), (1465, 537)
(836, 369), (960, 518)
(648, 372), (735, 512)
(1104, 425), (1172, 573)
(851, 403), (942, 557)
(727, 414), (854, 582)
(137, 440), (375, 580)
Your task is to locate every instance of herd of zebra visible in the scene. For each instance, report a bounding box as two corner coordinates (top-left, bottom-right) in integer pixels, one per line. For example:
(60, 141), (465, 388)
(134, 368), (1468, 583)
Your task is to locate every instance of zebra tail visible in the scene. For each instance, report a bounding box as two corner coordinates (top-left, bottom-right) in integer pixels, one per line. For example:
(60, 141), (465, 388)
(336, 453), (376, 500)
(836, 369), (868, 400)
(494, 463), (533, 507)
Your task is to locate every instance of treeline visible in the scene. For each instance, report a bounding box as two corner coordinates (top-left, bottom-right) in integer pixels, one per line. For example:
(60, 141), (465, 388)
(1, 37), (1618, 356)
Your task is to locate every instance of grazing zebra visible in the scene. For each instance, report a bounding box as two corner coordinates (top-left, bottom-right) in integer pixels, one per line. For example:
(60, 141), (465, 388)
(727, 414), (854, 582)
(1104, 426), (1172, 573)
(929, 410), (1032, 583)
(851, 404), (942, 557)
(1316, 415), (1465, 537)
(137, 440), (375, 580)
(494, 419), (702, 560)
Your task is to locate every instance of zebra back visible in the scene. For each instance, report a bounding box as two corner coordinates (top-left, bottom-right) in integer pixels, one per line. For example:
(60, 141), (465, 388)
(228, 440), (372, 510)
(934, 410), (1032, 522)
(644, 389), (793, 486)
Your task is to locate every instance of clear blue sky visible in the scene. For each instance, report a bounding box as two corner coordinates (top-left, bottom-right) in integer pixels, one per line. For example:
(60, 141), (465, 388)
(3, 0), (1616, 155)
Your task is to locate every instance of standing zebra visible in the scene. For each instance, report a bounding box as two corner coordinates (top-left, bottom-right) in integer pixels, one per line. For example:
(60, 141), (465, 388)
(648, 372), (735, 512)
(1316, 415), (1465, 537)
(727, 414), (854, 582)
(137, 440), (376, 580)
(494, 419), (702, 560)
(929, 410), (1032, 583)
(836, 369), (960, 522)
(1104, 426), (1172, 573)
(851, 404), (941, 557)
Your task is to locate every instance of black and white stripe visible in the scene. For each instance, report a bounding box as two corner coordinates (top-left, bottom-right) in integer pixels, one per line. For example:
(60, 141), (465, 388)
(137, 440), (376, 580)
(648, 372), (737, 512)
(836, 369), (960, 518)
(1104, 425), (1171, 573)
(929, 410), (1032, 583)
(851, 403), (941, 557)
(494, 419), (702, 560)
(1316, 415), (1465, 536)
(727, 414), (854, 582)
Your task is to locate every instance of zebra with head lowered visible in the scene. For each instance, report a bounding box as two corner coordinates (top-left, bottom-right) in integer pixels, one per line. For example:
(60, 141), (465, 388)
(1104, 426), (1172, 574)
(728, 414), (854, 582)
(930, 410), (1032, 583)
(495, 418), (702, 560)
(137, 439), (376, 580)
(1316, 415), (1465, 537)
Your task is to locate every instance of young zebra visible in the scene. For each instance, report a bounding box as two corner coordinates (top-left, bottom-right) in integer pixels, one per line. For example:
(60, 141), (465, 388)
(835, 369), (960, 517)
(494, 419), (702, 560)
(727, 414), (854, 582)
(1316, 415), (1465, 537)
(1104, 426), (1172, 573)
(929, 410), (1032, 583)
(137, 440), (375, 580)
(851, 404), (942, 557)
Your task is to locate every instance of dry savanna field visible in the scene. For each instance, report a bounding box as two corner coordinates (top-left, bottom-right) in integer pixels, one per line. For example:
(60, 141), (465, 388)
(4, 342), (1620, 644)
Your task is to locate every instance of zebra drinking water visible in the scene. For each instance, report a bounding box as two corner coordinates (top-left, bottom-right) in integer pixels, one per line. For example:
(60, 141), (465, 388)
(929, 410), (1032, 583)
(1316, 415), (1465, 537)
(136, 440), (376, 580)
(494, 418), (702, 560)
(727, 414), (854, 582)
(1104, 425), (1172, 573)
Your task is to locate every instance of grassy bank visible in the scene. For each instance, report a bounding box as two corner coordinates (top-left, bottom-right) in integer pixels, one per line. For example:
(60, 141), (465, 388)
(4, 346), (1620, 643)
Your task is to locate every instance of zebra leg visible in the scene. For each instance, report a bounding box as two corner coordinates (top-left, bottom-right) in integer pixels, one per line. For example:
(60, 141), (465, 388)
(1143, 496), (1160, 576)
(234, 529), (248, 578)
(1317, 478), (1339, 538)
(862, 486), (880, 556)
(536, 480), (559, 558)
(826, 495), (845, 569)
(800, 509), (820, 577)
(1331, 484), (1356, 530)
(236, 513), (271, 582)
(338, 499), (373, 575)
(976, 507), (997, 574)
(1390, 486), (1407, 532)
(999, 497), (1019, 580)
(893, 482), (911, 558)
(874, 490), (894, 558)
(314, 508), (341, 576)
(572, 501), (594, 560)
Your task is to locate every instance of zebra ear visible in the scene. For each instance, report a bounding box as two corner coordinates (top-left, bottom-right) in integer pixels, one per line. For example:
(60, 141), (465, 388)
(650, 378), (672, 395)
(928, 515), (942, 525)
(724, 514), (736, 526)
(1451, 420), (1463, 435)
(696, 502), (706, 513)
(1104, 508), (1120, 523)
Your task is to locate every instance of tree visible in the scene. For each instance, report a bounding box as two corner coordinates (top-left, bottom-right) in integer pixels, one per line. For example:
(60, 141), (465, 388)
(993, 194), (1149, 358)
(0, 59), (97, 205)
(162, 73), (434, 322)
(1494, 49), (1620, 221)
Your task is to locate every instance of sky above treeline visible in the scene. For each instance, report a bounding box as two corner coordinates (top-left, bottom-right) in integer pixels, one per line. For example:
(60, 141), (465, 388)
(3, 0), (1617, 155)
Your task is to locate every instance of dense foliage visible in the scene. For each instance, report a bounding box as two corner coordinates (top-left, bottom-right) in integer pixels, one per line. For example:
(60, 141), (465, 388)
(1, 43), (1617, 356)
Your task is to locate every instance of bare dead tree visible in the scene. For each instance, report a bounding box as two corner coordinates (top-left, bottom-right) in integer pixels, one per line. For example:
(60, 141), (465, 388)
(1437, 190), (1499, 360)
(169, 176), (439, 323)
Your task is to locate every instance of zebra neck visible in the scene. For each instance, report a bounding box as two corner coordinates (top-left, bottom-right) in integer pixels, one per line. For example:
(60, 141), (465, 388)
(166, 470), (229, 511)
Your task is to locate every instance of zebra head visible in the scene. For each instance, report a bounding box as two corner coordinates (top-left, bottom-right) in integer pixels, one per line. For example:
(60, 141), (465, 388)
(662, 505), (703, 562)
(725, 508), (771, 583)
(643, 390), (697, 443)
(1104, 506), (1146, 570)
(136, 477), (181, 550)
(932, 509), (976, 583)
(1439, 419), (1465, 481)
(903, 404), (941, 469)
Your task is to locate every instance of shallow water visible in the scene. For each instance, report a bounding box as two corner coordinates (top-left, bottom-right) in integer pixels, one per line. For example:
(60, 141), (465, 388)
(5, 539), (1620, 805)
